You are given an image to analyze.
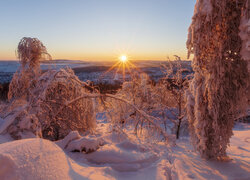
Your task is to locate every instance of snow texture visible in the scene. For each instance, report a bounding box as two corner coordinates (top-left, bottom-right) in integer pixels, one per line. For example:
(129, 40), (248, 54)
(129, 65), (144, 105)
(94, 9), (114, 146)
(0, 138), (112, 180)
(0, 122), (249, 180)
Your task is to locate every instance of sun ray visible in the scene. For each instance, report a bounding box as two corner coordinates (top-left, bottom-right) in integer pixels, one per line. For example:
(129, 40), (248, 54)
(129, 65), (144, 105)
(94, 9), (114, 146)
(122, 62), (125, 81)
(99, 54), (144, 83)
(99, 61), (121, 80)
(127, 61), (143, 73)
(105, 61), (120, 74)
(125, 62), (132, 75)
(113, 62), (122, 79)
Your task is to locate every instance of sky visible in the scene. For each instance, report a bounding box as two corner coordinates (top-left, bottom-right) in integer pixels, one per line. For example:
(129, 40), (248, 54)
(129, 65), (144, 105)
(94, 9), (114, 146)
(0, 0), (196, 61)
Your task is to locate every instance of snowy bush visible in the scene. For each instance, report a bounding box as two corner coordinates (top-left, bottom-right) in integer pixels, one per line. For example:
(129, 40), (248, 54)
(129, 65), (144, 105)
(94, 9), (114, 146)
(155, 58), (191, 139)
(105, 73), (159, 138)
(3, 68), (96, 140)
(102, 71), (179, 143)
(101, 59), (191, 142)
(186, 0), (249, 160)
(1, 37), (96, 140)
(31, 68), (96, 140)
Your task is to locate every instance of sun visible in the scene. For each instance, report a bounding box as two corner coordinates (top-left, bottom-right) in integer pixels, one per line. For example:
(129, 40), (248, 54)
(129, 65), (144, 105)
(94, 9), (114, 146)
(119, 55), (127, 63)
(100, 53), (142, 82)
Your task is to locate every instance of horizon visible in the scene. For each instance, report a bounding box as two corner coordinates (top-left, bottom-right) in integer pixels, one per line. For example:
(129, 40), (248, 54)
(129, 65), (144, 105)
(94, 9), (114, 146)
(0, 58), (192, 62)
(0, 0), (195, 61)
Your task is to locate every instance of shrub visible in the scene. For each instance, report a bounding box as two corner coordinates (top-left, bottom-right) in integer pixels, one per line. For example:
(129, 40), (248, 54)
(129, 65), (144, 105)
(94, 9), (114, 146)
(155, 58), (191, 139)
(103, 72), (176, 143)
(31, 68), (96, 140)
(2, 37), (96, 140)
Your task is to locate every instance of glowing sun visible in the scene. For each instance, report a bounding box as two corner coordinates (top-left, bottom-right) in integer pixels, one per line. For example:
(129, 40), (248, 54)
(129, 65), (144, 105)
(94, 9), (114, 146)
(119, 55), (127, 63)
(100, 53), (141, 82)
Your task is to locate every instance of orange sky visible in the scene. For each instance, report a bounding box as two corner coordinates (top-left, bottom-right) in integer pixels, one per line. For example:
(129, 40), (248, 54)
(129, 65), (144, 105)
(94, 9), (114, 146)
(0, 47), (188, 61)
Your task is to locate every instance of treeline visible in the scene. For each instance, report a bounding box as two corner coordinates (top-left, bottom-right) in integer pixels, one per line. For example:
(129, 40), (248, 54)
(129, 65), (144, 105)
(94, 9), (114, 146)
(0, 78), (184, 101)
(0, 81), (122, 101)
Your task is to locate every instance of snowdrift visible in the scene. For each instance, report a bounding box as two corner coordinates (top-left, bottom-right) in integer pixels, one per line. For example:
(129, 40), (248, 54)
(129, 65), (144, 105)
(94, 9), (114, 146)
(0, 138), (112, 180)
(0, 138), (71, 180)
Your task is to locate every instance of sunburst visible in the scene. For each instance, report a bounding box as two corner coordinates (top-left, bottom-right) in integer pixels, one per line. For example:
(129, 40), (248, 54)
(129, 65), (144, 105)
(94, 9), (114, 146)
(99, 54), (143, 82)
(119, 55), (127, 63)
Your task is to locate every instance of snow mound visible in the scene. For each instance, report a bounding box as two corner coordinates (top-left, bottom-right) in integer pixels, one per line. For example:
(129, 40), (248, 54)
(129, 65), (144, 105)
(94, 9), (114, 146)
(0, 138), (71, 180)
(69, 131), (160, 173)
(0, 138), (112, 180)
(86, 142), (158, 172)
(55, 131), (104, 153)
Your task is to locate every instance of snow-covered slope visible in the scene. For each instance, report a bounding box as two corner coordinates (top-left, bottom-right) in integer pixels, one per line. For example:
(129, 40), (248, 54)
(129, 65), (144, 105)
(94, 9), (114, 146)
(0, 122), (249, 180)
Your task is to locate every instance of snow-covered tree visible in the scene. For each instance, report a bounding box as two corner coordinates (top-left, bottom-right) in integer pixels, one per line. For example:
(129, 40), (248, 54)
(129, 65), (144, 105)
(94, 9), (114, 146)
(186, 0), (249, 160)
(156, 58), (191, 139)
(32, 68), (96, 140)
(106, 73), (156, 134)
(8, 37), (50, 101)
(102, 72), (175, 142)
(2, 37), (96, 140)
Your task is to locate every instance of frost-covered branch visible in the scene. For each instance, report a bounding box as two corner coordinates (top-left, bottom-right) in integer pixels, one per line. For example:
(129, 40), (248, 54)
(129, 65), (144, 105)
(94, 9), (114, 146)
(57, 92), (173, 143)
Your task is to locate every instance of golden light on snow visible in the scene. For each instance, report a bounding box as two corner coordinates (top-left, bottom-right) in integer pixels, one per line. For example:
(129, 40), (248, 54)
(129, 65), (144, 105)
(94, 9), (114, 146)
(119, 55), (127, 63)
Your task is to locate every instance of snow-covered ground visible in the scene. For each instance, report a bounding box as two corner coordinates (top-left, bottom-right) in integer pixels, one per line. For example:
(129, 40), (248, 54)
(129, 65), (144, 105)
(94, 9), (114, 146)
(0, 117), (249, 180)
